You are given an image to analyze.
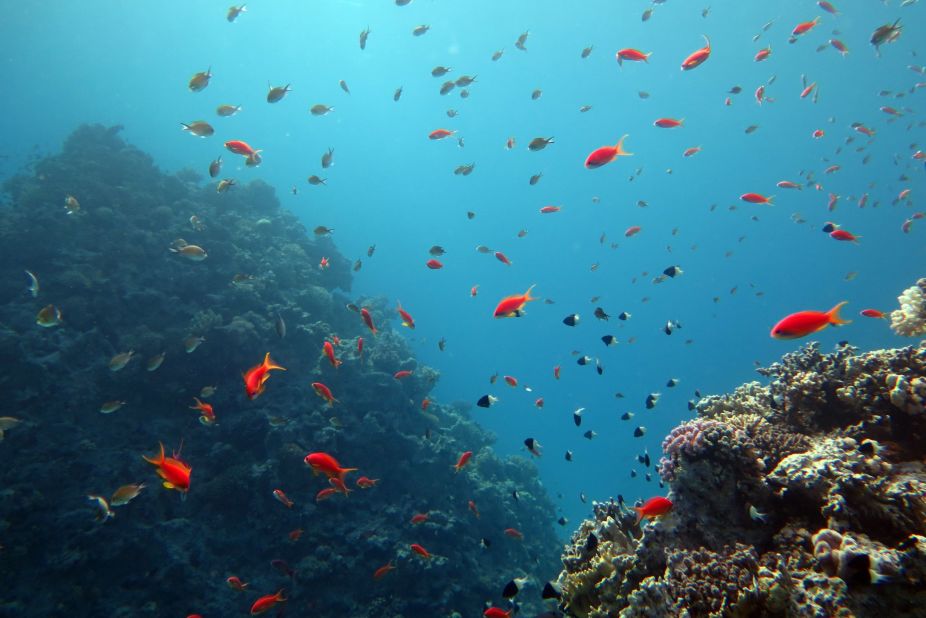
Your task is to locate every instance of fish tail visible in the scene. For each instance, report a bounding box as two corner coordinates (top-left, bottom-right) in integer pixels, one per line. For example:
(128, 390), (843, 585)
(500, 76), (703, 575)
(263, 353), (286, 372)
(142, 442), (166, 465)
(765, 195), (775, 204)
(827, 301), (851, 326)
(615, 134), (633, 157)
(524, 284), (537, 302)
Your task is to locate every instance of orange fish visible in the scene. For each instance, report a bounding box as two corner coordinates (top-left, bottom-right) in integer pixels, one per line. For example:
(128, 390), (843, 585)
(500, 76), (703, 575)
(312, 381), (338, 406)
(830, 229), (860, 243)
(470, 285), (479, 297)
(397, 302), (415, 329)
(754, 47), (772, 62)
(454, 450), (473, 472)
(535, 397), (544, 408)
(410, 543), (431, 559)
(468, 499), (480, 518)
(484, 608), (513, 618)
(323, 340), (342, 368)
(504, 527), (524, 539)
(421, 398), (431, 411)
(373, 561), (396, 580)
(553, 365), (561, 379)
(357, 336), (365, 359)
(654, 118), (683, 128)
(329, 477), (352, 496)
(429, 129), (455, 140)
(319, 256), (330, 269)
(625, 225), (642, 237)
(616, 48), (651, 65)
(361, 308), (377, 334)
(288, 528), (304, 542)
(410, 513), (429, 524)
(584, 134), (632, 169)
(504, 375), (518, 387)
(539, 205), (561, 213)
(305, 452), (357, 482)
(681, 35), (711, 70)
(316, 487), (339, 502)
(494, 251), (512, 266)
(771, 301), (850, 339)
(227, 576), (249, 591)
(394, 370), (413, 380)
(189, 397), (216, 425)
(142, 442), (191, 494)
(243, 353), (286, 400)
(740, 193), (773, 205)
(493, 284), (537, 318)
(633, 496), (673, 524)
(356, 476), (379, 489)
(792, 17), (820, 36)
(272, 489), (294, 508)
(250, 589), (286, 615)
(225, 140), (259, 157)
(427, 258), (444, 269)
(860, 309), (886, 319)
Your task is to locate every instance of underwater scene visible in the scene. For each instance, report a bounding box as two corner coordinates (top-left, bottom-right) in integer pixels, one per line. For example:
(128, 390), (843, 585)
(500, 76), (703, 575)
(1, 1), (925, 617)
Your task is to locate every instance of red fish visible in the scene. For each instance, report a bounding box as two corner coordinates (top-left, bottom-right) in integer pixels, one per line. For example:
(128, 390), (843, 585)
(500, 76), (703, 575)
(754, 85), (765, 105)
(792, 17), (820, 36)
(681, 35), (711, 70)
(329, 477), (352, 496)
(142, 442), (191, 494)
(410, 543), (431, 559)
(426, 259), (444, 269)
(830, 38), (849, 55)
(812, 129), (824, 139)
(818, 1), (839, 14)
(429, 129), (455, 140)
(740, 193), (773, 205)
(305, 452), (357, 481)
(633, 496), (673, 524)
(373, 561), (396, 580)
(683, 146), (702, 157)
(539, 205), (561, 213)
(319, 256), (329, 269)
(361, 308), (377, 334)
(504, 527), (524, 539)
(226, 576), (249, 591)
(503, 375), (518, 387)
(356, 476), (379, 489)
(410, 513), (429, 524)
(421, 398), (430, 411)
(394, 370), (413, 380)
(535, 397), (544, 408)
(625, 225), (642, 237)
(493, 284), (537, 318)
(754, 47), (772, 62)
(323, 340), (342, 368)
(272, 489), (294, 508)
(311, 381), (338, 406)
(243, 353), (286, 400)
(315, 487), (338, 502)
(800, 82), (816, 99)
(357, 336), (365, 359)
(616, 48), (651, 65)
(484, 609), (513, 618)
(584, 134), (632, 169)
(396, 302), (415, 329)
(288, 528), (304, 541)
(470, 285), (479, 297)
(771, 301), (850, 339)
(776, 181), (801, 190)
(468, 499), (480, 518)
(250, 589), (286, 615)
(454, 450), (473, 472)
(860, 309), (886, 319)
(654, 118), (683, 128)
(225, 140), (259, 157)
(553, 365), (561, 379)
(830, 229), (859, 242)
(494, 251), (512, 266)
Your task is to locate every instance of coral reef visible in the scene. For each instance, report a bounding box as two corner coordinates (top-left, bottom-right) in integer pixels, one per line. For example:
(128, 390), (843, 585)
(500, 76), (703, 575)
(891, 278), (926, 337)
(557, 340), (926, 617)
(0, 126), (560, 617)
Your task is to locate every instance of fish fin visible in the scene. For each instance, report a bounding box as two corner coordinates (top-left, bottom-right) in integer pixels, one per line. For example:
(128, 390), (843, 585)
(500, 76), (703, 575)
(827, 301), (851, 326)
(615, 134), (633, 157)
(163, 481), (175, 489)
(263, 353), (286, 372)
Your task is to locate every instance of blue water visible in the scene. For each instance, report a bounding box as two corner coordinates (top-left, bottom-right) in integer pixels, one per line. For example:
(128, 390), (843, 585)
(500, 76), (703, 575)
(2, 0), (924, 544)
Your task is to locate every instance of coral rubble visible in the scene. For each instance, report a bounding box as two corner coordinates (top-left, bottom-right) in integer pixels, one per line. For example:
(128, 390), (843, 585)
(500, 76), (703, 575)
(557, 340), (926, 617)
(891, 278), (926, 337)
(0, 126), (560, 617)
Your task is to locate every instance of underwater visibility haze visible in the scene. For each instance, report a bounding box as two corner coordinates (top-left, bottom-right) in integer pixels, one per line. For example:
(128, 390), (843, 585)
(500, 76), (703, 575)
(0, 1), (925, 617)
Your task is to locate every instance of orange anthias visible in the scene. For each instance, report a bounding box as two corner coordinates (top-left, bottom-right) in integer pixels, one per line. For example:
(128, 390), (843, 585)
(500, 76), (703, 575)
(633, 496), (674, 524)
(397, 302), (415, 329)
(243, 353), (286, 400)
(681, 35), (711, 70)
(493, 284), (537, 318)
(584, 134), (632, 169)
(323, 340), (342, 368)
(312, 381), (338, 406)
(454, 450), (473, 472)
(304, 452), (358, 482)
(142, 442), (191, 494)
(250, 589), (286, 615)
(770, 301), (850, 339)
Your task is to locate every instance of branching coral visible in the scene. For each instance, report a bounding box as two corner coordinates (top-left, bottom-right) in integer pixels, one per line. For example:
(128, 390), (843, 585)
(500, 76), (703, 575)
(890, 278), (926, 337)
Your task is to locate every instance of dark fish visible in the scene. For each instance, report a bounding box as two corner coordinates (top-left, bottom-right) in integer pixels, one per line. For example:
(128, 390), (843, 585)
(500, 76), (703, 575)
(439, 81), (455, 95)
(477, 394), (497, 408)
(481, 537), (491, 549)
(663, 265), (682, 278)
(529, 172), (543, 185)
(393, 86), (403, 102)
(666, 378), (678, 388)
(687, 400), (697, 411)
(637, 454), (646, 465)
(577, 355), (591, 366)
(467, 211), (475, 219)
(595, 360), (603, 375)
(524, 437), (542, 456)
(528, 136), (554, 151)
(586, 532), (599, 553)
(563, 314), (579, 326)
(557, 516), (568, 526)
(621, 412), (634, 420)
(274, 313), (286, 338)
(429, 245), (446, 256)
(645, 393), (660, 409)
(432, 66), (452, 77)
(573, 409), (582, 426)
(728, 85), (742, 94)
(645, 472), (652, 482)
(581, 45), (593, 58)
(601, 335), (618, 346)
(633, 426), (646, 437)
(503, 580), (519, 599)
(346, 303), (360, 313)
(579, 492), (587, 503)
(438, 337), (446, 351)
(353, 259), (362, 272)
(695, 389), (702, 398)
(594, 307), (609, 320)
(618, 312), (631, 321)
(583, 430), (596, 440)
(564, 450), (573, 462)
(367, 244), (376, 257)
(542, 581), (563, 600)
(630, 469), (638, 478)
(512, 490), (520, 502)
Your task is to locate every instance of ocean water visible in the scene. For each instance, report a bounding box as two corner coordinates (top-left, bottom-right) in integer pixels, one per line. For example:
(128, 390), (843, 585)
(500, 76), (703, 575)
(1, 1), (924, 616)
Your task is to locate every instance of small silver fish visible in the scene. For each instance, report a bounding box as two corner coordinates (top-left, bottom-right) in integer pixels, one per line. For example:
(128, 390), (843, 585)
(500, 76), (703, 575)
(24, 270), (39, 297)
